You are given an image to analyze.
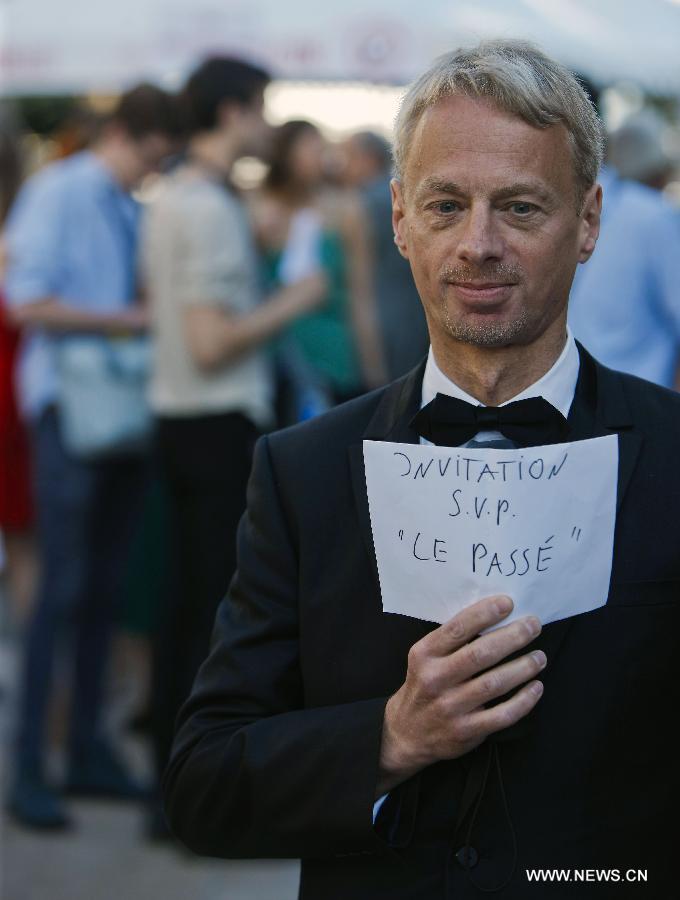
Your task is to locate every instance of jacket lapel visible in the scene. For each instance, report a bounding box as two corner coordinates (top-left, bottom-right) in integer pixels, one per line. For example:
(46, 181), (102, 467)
(348, 359), (427, 585)
(568, 342), (642, 515)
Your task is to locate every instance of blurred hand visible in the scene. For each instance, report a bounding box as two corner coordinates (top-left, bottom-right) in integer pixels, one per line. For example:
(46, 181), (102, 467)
(288, 271), (328, 313)
(378, 595), (546, 793)
(114, 306), (149, 332)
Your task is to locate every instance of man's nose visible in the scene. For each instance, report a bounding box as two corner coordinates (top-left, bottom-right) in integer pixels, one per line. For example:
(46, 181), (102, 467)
(455, 204), (503, 265)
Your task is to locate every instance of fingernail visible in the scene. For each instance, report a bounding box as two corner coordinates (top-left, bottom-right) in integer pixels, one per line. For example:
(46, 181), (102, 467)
(527, 617), (542, 636)
(532, 650), (547, 669)
(494, 595), (513, 614)
(531, 681), (544, 697)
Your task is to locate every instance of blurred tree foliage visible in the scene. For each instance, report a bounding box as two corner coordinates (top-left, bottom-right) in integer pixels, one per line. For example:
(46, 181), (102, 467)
(14, 95), (78, 136)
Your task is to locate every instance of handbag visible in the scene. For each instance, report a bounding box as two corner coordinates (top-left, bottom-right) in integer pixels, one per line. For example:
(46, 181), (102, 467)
(55, 334), (152, 459)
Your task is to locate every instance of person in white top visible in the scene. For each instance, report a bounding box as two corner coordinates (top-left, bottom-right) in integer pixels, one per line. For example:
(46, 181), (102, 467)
(141, 56), (327, 839)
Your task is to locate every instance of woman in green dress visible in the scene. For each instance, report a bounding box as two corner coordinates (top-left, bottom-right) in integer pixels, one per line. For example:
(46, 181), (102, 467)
(251, 120), (387, 419)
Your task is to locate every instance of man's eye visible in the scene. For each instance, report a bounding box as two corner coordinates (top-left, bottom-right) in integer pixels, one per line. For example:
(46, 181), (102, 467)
(434, 201), (460, 214)
(508, 202), (538, 215)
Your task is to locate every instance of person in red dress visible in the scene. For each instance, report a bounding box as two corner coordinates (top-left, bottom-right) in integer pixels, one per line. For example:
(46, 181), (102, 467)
(0, 118), (36, 621)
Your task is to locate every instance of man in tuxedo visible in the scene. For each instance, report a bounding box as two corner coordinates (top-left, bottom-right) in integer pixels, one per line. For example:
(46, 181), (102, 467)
(163, 40), (678, 897)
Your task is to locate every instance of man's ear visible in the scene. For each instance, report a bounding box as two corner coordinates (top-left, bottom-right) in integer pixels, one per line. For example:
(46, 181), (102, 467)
(577, 183), (602, 263)
(391, 178), (410, 260)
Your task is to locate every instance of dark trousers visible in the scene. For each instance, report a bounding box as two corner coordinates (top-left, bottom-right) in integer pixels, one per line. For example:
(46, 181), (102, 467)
(152, 411), (259, 783)
(18, 409), (148, 772)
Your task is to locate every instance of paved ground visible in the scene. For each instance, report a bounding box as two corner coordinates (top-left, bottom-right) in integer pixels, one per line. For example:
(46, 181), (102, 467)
(0, 591), (300, 900)
(1, 804), (299, 900)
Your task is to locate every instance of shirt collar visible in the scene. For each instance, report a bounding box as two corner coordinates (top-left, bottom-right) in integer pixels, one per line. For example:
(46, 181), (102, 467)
(421, 327), (580, 418)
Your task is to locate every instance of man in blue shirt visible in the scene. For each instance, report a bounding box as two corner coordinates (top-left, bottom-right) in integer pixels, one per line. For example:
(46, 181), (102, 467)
(568, 166), (680, 388)
(3, 84), (178, 829)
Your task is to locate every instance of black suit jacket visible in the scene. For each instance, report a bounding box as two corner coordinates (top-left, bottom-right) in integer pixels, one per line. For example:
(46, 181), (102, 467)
(164, 346), (679, 898)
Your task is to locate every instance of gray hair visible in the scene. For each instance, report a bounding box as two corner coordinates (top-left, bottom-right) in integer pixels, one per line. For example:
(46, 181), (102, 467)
(393, 40), (604, 204)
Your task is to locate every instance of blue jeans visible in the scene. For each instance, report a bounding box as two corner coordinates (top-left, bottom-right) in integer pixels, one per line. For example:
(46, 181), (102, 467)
(16, 409), (147, 772)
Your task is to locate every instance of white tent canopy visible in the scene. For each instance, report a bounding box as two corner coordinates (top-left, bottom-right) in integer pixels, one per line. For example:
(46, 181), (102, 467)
(1, 0), (679, 95)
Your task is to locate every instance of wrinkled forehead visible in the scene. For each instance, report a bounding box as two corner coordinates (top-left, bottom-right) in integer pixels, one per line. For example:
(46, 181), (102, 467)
(401, 95), (577, 201)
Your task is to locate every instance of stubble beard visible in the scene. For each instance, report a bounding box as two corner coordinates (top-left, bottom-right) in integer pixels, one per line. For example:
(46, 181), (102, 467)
(442, 305), (534, 347)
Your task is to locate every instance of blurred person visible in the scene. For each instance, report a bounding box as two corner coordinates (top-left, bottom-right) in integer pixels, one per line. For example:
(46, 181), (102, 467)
(0, 111), (36, 623)
(50, 105), (102, 161)
(607, 109), (675, 191)
(2, 84), (179, 830)
(252, 120), (387, 418)
(569, 105), (680, 387)
(142, 57), (326, 838)
(343, 131), (428, 380)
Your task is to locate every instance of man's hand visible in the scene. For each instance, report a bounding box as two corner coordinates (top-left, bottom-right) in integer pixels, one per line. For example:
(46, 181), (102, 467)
(377, 595), (545, 795)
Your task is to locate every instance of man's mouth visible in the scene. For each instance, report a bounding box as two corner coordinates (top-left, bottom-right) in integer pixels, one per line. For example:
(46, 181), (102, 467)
(448, 281), (516, 302)
(453, 281), (515, 288)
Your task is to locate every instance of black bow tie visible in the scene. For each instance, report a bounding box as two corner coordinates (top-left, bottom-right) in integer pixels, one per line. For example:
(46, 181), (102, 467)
(410, 393), (570, 448)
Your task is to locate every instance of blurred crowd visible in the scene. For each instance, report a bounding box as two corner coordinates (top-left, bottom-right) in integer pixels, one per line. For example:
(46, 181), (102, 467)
(0, 54), (679, 851)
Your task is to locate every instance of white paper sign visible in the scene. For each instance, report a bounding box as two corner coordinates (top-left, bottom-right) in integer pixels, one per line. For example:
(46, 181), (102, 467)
(363, 436), (619, 627)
